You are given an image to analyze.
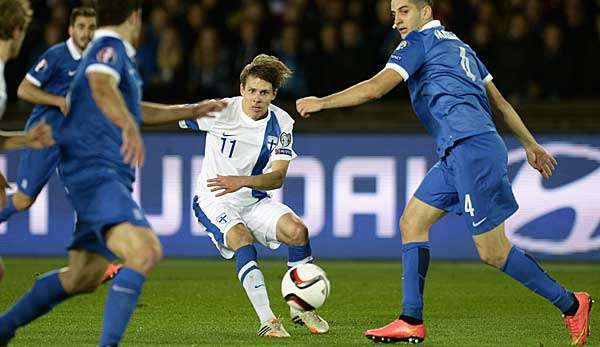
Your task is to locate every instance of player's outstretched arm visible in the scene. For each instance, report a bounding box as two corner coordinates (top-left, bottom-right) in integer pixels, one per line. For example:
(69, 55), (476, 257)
(485, 81), (557, 178)
(88, 72), (144, 167)
(0, 120), (55, 150)
(17, 78), (67, 115)
(140, 99), (226, 125)
(296, 68), (403, 118)
(207, 160), (290, 197)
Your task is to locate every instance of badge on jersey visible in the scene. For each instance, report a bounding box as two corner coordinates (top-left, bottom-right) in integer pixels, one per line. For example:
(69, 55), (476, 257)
(280, 132), (292, 147)
(34, 59), (48, 72)
(396, 40), (409, 50)
(96, 46), (117, 64)
(267, 135), (279, 152)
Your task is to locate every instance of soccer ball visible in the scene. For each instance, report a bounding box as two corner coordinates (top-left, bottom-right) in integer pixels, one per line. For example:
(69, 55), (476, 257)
(281, 263), (330, 311)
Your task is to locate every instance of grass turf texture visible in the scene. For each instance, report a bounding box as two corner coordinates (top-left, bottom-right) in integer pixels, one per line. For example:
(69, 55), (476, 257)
(0, 258), (597, 346)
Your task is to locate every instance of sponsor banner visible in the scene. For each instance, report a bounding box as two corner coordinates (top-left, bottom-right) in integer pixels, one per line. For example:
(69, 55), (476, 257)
(0, 134), (598, 260)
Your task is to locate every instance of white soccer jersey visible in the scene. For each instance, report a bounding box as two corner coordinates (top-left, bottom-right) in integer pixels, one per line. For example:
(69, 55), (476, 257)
(0, 60), (6, 117)
(180, 96), (297, 206)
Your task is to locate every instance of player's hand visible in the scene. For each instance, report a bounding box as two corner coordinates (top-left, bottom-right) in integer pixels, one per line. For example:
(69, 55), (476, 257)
(121, 122), (145, 168)
(207, 175), (248, 197)
(25, 120), (55, 149)
(525, 143), (557, 179)
(192, 99), (227, 118)
(0, 173), (9, 209)
(296, 97), (324, 118)
(58, 97), (68, 116)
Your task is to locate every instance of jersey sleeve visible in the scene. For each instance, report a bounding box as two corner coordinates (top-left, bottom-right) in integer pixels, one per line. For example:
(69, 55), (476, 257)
(385, 35), (426, 80)
(178, 116), (216, 131)
(271, 120), (297, 162)
(85, 40), (126, 84)
(178, 98), (233, 132)
(475, 55), (493, 84)
(25, 50), (57, 87)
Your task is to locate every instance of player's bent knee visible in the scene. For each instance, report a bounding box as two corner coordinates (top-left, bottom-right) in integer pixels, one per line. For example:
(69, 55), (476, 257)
(226, 224), (254, 250)
(126, 242), (163, 274)
(286, 222), (309, 246)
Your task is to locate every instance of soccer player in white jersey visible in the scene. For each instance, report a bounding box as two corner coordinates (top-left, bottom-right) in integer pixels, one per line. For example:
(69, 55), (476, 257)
(0, 0), (54, 283)
(180, 54), (329, 337)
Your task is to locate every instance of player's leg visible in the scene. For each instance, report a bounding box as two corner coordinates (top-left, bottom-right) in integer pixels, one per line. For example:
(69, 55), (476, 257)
(227, 223), (289, 337)
(456, 133), (591, 344)
(275, 213), (312, 268)
(473, 224), (592, 345)
(275, 212), (329, 334)
(99, 223), (162, 346)
(0, 250), (107, 344)
(193, 196), (287, 337)
(366, 160), (453, 343)
(0, 143), (59, 222)
(398, 197), (446, 323)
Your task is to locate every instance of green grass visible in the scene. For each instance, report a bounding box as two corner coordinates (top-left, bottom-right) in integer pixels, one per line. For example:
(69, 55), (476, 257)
(0, 258), (597, 346)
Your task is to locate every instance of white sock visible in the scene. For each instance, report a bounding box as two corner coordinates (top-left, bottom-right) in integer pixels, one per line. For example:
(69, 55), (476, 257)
(240, 266), (275, 324)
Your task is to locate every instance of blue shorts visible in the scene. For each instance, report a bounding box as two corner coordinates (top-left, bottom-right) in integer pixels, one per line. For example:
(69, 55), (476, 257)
(414, 132), (518, 235)
(65, 178), (151, 260)
(16, 112), (64, 197)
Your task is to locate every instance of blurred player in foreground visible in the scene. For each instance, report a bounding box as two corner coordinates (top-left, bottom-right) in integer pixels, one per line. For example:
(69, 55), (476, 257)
(297, 0), (592, 345)
(0, 1), (224, 345)
(0, 7), (122, 284)
(181, 54), (328, 337)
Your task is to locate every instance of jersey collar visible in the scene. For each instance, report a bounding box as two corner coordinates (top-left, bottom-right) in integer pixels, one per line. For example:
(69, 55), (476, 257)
(93, 29), (137, 58)
(419, 20), (442, 32)
(66, 37), (82, 60)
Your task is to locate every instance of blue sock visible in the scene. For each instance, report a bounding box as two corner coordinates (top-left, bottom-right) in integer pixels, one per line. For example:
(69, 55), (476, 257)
(501, 246), (574, 313)
(0, 270), (70, 343)
(99, 267), (145, 346)
(236, 244), (258, 274)
(400, 242), (430, 321)
(287, 242), (313, 268)
(0, 196), (18, 223)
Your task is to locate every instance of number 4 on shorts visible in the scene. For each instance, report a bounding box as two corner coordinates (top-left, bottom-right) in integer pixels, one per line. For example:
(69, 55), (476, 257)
(464, 194), (475, 217)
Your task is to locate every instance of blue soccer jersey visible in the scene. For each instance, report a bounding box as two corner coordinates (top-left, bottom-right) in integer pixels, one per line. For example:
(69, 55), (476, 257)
(14, 39), (81, 197)
(60, 29), (143, 187)
(386, 20), (496, 157)
(25, 38), (82, 136)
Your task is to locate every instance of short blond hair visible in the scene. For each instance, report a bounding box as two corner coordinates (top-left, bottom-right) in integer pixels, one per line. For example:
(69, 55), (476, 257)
(240, 54), (292, 90)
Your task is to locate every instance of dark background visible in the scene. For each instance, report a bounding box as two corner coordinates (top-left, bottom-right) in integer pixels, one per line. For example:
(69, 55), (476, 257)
(2, 0), (599, 132)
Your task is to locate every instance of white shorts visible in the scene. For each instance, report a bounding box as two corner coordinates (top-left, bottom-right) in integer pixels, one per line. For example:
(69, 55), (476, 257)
(192, 196), (295, 259)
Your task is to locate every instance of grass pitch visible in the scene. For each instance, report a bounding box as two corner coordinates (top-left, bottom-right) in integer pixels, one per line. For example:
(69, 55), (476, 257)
(0, 258), (597, 346)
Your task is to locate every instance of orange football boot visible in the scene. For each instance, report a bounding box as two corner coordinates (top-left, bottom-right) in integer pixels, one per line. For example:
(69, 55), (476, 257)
(365, 319), (426, 344)
(564, 292), (593, 346)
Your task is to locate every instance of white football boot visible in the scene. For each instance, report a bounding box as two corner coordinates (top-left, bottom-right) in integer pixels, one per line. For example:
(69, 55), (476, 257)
(257, 318), (291, 337)
(290, 306), (330, 334)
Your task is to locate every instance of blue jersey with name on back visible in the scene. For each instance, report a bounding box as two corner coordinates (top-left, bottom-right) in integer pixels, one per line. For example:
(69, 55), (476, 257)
(386, 20), (496, 157)
(60, 32), (142, 188)
(25, 38), (81, 136)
